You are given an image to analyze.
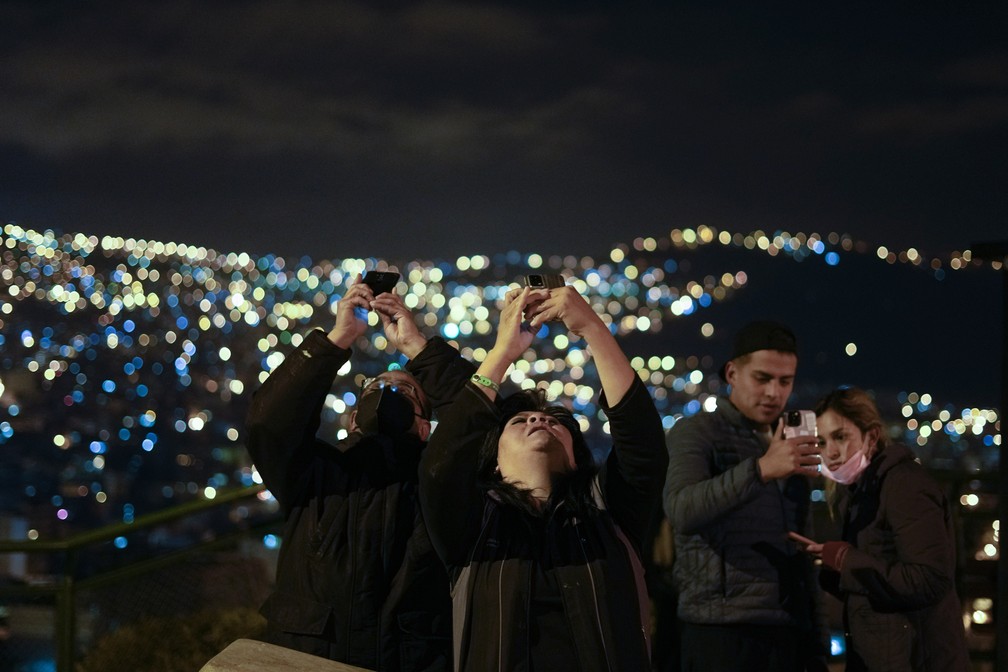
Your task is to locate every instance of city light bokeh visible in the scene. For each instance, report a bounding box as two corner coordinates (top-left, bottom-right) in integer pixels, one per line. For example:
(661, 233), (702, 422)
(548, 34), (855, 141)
(0, 223), (1001, 555)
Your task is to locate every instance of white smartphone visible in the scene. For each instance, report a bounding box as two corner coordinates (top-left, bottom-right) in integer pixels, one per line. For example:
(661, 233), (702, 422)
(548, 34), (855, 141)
(782, 410), (817, 439)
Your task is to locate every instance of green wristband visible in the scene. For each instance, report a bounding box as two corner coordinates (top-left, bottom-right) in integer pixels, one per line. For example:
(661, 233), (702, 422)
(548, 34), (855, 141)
(470, 373), (500, 392)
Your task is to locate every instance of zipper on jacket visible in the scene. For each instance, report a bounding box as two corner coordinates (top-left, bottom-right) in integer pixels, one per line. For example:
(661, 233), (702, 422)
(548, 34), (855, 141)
(377, 486), (391, 666)
(346, 492), (358, 660)
(459, 500), (498, 672)
(574, 518), (614, 671)
(497, 560), (506, 672)
(721, 552), (728, 600)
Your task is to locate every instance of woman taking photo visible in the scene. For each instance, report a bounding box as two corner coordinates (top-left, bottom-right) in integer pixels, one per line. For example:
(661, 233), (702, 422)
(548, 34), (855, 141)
(792, 387), (969, 671)
(419, 285), (666, 671)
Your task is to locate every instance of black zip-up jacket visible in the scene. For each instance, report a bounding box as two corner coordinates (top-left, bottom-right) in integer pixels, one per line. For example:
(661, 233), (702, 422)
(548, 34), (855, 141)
(245, 329), (474, 671)
(419, 377), (667, 672)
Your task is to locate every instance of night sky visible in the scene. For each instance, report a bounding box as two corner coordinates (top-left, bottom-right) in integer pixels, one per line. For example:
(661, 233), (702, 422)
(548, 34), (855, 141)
(1, 1), (1005, 261)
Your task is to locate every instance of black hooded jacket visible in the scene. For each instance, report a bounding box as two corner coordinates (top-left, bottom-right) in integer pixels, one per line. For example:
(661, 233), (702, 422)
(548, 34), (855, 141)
(419, 377), (667, 672)
(245, 329), (474, 671)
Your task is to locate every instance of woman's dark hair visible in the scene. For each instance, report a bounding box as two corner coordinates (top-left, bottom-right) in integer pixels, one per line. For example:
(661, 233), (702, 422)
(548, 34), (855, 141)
(477, 389), (598, 516)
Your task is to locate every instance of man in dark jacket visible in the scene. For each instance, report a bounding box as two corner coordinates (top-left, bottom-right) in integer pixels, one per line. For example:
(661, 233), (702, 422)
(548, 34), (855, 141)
(663, 321), (827, 671)
(245, 274), (474, 671)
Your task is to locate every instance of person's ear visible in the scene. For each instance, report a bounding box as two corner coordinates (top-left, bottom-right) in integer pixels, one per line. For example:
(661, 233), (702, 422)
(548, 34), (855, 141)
(865, 426), (881, 450)
(348, 410), (358, 432)
(724, 360), (738, 385)
(417, 418), (432, 442)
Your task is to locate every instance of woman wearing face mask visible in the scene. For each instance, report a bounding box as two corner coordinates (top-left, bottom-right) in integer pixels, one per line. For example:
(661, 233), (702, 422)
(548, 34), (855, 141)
(793, 387), (969, 671)
(419, 285), (667, 672)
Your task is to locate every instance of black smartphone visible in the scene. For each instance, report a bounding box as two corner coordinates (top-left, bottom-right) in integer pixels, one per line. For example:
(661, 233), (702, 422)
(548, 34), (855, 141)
(362, 271), (400, 296)
(523, 273), (565, 289)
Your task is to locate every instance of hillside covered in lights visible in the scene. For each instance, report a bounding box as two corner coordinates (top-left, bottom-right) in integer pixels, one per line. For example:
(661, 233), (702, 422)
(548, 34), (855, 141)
(0, 223), (1001, 539)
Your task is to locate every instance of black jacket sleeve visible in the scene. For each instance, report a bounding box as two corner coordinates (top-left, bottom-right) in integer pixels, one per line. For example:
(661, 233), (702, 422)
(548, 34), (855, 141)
(244, 329), (350, 511)
(405, 336), (477, 415)
(419, 383), (500, 566)
(597, 377), (668, 547)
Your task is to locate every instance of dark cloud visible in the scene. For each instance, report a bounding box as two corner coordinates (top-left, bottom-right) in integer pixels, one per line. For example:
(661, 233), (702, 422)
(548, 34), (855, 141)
(0, 1), (1005, 258)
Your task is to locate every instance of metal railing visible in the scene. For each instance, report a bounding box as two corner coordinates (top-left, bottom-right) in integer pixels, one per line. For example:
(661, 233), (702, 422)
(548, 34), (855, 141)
(0, 485), (280, 672)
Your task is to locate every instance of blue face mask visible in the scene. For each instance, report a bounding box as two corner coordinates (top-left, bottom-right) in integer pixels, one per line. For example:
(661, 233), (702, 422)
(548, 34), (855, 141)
(355, 387), (417, 437)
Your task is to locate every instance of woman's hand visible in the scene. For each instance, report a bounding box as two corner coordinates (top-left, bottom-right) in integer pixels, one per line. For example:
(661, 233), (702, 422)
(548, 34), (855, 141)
(472, 286), (540, 399)
(493, 286), (538, 363)
(788, 531), (824, 558)
(524, 285), (633, 403)
(526, 285), (604, 340)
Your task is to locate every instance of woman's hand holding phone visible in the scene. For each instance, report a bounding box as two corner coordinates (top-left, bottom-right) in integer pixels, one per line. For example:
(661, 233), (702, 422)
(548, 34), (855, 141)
(788, 531), (824, 557)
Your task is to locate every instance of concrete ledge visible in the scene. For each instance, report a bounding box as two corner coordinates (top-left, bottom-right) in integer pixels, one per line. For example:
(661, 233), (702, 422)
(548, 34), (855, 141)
(200, 639), (374, 672)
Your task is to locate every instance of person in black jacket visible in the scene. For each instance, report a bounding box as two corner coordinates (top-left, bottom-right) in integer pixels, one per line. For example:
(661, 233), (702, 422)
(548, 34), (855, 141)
(420, 285), (667, 672)
(792, 386), (970, 671)
(245, 273), (474, 671)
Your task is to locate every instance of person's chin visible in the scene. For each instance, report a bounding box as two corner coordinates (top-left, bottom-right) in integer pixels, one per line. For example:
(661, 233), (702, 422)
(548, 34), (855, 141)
(525, 434), (558, 451)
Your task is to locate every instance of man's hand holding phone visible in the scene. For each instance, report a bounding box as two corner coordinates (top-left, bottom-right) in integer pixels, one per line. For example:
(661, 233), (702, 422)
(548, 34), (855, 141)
(371, 290), (427, 359)
(328, 273), (375, 348)
(758, 420), (821, 482)
(362, 271), (400, 296)
(354, 270), (401, 322)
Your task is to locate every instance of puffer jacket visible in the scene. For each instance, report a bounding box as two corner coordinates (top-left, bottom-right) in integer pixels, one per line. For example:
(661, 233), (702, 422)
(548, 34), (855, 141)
(821, 443), (970, 671)
(663, 397), (821, 633)
(245, 329), (474, 671)
(420, 377), (667, 672)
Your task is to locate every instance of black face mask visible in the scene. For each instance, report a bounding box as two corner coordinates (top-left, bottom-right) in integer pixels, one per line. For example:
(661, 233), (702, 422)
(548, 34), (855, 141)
(355, 387), (418, 437)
